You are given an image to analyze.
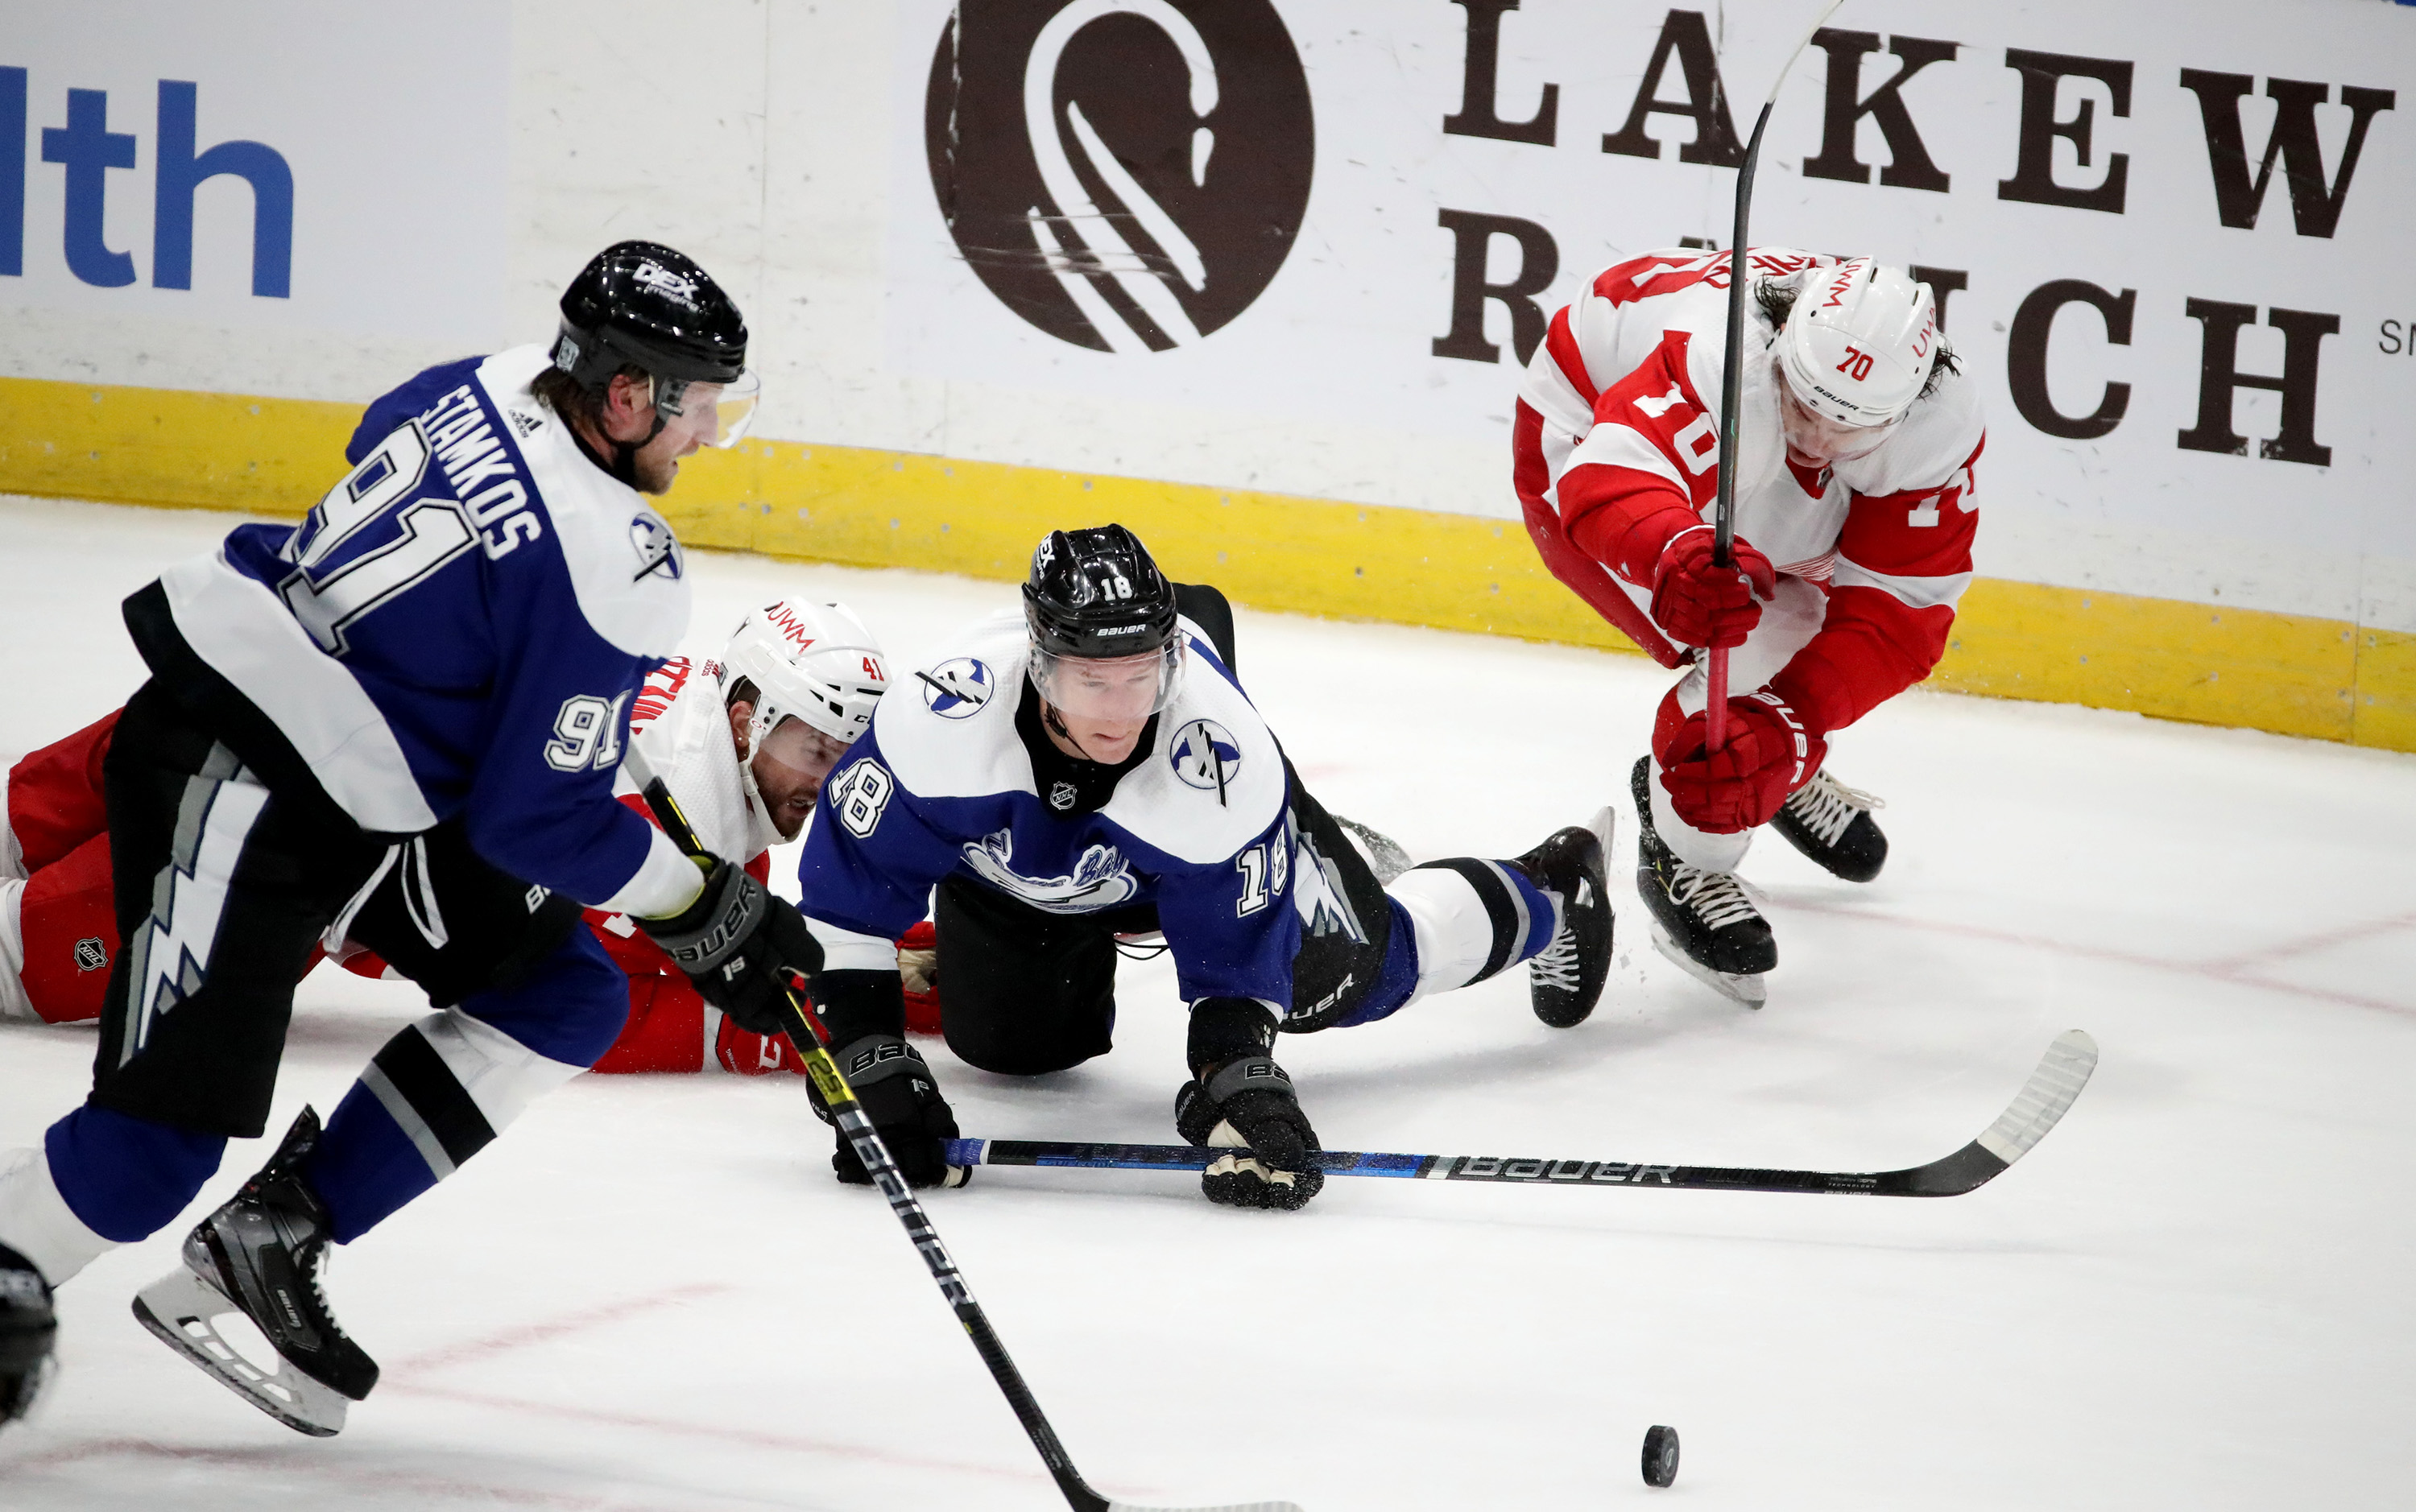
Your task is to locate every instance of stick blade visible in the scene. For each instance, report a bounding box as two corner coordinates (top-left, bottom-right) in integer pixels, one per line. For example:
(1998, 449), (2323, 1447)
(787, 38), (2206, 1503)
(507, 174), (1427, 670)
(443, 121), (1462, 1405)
(1893, 1030), (2099, 1196)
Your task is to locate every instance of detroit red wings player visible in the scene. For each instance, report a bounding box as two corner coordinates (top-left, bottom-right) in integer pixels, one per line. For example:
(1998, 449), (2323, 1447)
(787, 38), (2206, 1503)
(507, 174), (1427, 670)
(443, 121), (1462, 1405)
(1, 599), (938, 1064)
(1514, 248), (1982, 1002)
(590, 597), (921, 1073)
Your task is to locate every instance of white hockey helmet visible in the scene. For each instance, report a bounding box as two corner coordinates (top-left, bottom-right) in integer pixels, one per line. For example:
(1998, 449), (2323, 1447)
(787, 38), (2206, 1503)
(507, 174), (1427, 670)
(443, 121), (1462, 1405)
(1777, 258), (1939, 428)
(716, 599), (889, 750)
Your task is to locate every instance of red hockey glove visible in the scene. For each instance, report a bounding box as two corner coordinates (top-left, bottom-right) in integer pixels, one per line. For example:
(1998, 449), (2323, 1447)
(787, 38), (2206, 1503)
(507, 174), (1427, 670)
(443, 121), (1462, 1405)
(1649, 527), (1777, 650)
(1658, 692), (1826, 834)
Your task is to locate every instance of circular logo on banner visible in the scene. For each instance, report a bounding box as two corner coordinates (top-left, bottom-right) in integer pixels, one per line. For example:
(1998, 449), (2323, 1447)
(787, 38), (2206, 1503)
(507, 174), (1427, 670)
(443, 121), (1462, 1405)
(920, 657), (996, 717)
(925, 0), (1313, 354)
(1168, 717), (1242, 791)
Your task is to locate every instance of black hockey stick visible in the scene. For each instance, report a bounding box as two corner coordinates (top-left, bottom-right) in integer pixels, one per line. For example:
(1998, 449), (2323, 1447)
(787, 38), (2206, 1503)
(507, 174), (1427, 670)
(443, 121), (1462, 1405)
(621, 748), (1301, 1512)
(1702, 0), (1844, 752)
(948, 1031), (2095, 1199)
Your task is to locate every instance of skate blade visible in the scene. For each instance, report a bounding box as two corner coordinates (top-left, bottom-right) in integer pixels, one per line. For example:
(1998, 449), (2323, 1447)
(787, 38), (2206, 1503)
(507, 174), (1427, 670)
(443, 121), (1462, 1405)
(133, 1266), (348, 1437)
(1587, 804), (1617, 859)
(1649, 925), (1766, 1007)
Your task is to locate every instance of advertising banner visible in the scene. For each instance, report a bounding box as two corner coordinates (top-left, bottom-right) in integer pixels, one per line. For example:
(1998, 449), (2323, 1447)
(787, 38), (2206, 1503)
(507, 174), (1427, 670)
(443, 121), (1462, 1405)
(1, 1), (507, 346)
(887, 0), (2413, 628)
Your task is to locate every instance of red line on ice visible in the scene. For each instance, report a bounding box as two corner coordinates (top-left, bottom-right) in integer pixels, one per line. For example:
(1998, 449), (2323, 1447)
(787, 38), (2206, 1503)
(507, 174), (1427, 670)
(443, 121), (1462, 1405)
(1, 1440), (625, 1506)
(1776, 899), (2415, 1017)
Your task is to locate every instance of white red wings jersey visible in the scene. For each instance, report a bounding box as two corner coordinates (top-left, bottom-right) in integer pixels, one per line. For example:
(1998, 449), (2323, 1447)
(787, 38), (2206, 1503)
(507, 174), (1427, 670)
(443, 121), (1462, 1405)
(1513, 246), (1984, 734)
(610, 655), (786, 871)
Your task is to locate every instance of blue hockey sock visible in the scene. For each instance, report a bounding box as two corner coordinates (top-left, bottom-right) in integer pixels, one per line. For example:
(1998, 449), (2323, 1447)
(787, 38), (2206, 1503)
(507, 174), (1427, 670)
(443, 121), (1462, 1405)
(44, 1103), (225, 1243)
(304, 1072), (441, 1246)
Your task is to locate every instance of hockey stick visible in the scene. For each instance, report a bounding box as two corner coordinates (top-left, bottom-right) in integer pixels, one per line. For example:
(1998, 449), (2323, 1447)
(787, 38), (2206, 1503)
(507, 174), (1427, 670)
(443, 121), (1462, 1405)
(1702, 0), (1844, 752)
(620, 748), (1301, 1512)
(948, 1030), (2095, 1199)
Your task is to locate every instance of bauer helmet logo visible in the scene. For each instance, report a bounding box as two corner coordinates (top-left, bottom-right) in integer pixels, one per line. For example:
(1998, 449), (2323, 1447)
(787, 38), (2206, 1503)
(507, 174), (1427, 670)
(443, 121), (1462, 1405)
(925, 0), (1313, 354)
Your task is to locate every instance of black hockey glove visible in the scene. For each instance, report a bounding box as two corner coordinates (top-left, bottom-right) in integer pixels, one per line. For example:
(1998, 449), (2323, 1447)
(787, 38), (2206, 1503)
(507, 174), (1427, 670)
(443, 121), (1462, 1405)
(1175, 1056), (1325, 1211)
(638, 859), (821, 1037)
(810, 1035), (967, 1190)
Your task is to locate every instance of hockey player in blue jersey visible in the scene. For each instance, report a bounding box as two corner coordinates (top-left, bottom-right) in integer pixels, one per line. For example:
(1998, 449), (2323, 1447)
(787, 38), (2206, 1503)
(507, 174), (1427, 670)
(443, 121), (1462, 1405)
(0, 242), (826, 1437)
(792, 525), (1617, 1211)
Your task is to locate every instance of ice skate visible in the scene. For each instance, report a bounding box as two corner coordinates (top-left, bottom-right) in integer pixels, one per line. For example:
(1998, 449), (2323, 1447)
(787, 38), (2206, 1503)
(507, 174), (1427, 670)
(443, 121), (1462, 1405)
(1511, 808), (1616, 1028)
(1632, 758), (1772, 1007)
(132, 1107), (377, 1437)
(1, 1241), (56, 1431)
(1772, 767), (1889, 882)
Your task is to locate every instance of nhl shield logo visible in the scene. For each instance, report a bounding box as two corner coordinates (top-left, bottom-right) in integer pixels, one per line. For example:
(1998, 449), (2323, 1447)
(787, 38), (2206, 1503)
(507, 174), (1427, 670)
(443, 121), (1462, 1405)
(1169, 718), (1241, 792)
(72, 936), (108, 973)
(1049, 780), (1078, 812)
(920, 657), (995, 718)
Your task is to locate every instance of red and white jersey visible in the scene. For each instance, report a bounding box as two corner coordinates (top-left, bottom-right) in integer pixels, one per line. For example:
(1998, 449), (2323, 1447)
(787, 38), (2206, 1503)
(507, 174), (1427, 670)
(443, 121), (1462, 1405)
(611, 656), (784, 873)
(1514, 246), (1984, 735)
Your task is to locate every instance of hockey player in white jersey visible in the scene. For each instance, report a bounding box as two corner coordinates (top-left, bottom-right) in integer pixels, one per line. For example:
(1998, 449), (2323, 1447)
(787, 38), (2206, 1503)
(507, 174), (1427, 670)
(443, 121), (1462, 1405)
(1512, 250), (1983, 1002)
(0, 242), (827, 1438)
(0, 600), (914, 1072)
(790, 525), (1617, 1210)
(588, 597), (925, 1074)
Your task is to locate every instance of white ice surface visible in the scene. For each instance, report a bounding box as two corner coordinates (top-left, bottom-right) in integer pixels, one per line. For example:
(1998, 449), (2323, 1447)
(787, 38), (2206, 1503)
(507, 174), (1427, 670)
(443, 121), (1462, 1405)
(1, 493), (2412, 1510)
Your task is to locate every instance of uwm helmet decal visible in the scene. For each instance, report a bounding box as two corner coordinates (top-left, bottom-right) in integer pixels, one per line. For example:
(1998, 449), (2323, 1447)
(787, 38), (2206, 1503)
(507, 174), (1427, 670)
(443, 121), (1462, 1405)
(925, 0), (1313, 354)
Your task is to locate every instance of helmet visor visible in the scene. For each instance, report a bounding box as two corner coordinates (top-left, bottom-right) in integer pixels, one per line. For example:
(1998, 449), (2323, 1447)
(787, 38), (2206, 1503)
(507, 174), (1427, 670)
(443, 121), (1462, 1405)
(755, 713), (853, 779)
(705, 370), (760, 448)
(1030, 642), (1185, 723)
(1777, 365), (1899, 464)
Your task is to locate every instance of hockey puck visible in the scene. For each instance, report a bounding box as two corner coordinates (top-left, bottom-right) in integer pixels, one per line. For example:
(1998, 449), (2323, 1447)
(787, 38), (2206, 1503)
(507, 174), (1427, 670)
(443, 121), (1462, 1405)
(1641, 1424), (1680, 1488)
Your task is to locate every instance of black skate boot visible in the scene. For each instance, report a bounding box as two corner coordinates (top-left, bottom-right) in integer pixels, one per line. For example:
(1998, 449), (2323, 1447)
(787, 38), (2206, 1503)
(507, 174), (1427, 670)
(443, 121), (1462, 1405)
(132, 1107), (377, 1436)
(1771, 767), (1889, 882)
(1, 1241), (56, 1431)
(1510, 810), (1616, 1028)
(1631, 757), (1773, 1007)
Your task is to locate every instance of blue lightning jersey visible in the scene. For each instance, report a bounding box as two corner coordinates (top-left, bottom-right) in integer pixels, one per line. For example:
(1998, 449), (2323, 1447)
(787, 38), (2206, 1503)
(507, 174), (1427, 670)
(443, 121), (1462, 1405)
(798, 612), (1339, 1013)
(153, 345), (695, 911)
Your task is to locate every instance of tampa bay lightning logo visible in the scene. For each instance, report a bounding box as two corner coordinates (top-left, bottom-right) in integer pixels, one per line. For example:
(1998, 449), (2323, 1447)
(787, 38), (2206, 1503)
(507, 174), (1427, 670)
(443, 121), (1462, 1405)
(919, 657), (995, 718)
(629, 513), (682, 581)
(1169, 718), (1241, 791)
(959, 828), (1138, 914)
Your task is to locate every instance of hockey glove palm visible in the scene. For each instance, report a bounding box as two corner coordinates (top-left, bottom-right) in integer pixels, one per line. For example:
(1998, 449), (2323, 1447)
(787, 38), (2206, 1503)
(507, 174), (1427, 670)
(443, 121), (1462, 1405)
(638, 859), (822, 1037)
(1658, 692), (1827, 834)
(1649, 527), (1777, 650)
(813, 1035), (966, 1189)
(1176, 1057), (1325, 1211)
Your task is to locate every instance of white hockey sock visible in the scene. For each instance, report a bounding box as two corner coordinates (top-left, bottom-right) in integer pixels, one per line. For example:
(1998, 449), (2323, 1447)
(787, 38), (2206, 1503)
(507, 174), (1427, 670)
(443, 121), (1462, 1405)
(1386, 861), (1558, 1002)
(0, 1144), (118, 1285)
(0, 876), (31, 1022)
(1649, 757), (1755, 873)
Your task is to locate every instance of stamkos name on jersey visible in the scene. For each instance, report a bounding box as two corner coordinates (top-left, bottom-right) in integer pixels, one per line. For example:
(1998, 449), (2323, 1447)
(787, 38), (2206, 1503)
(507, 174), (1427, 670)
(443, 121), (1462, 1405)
(418, 383), (544, 560)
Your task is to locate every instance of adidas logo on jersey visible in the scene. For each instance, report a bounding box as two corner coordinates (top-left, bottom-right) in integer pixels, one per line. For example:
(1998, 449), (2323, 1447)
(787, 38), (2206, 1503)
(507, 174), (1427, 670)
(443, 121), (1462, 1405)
(507, 409), (544, 437)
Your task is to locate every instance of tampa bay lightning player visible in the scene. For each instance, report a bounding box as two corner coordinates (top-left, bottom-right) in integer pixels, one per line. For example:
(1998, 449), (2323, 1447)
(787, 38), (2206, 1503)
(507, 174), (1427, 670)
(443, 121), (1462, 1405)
(793, 525), (1617, 1211)
(0, 242), (825, 1437)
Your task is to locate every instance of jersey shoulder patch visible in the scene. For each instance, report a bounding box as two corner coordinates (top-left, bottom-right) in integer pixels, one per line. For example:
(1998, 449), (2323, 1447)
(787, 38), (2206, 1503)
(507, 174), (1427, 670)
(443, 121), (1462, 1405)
(478, 345), (690, 661)
(1103, 642), (1284, 865)
(871, 611), (1037, 801)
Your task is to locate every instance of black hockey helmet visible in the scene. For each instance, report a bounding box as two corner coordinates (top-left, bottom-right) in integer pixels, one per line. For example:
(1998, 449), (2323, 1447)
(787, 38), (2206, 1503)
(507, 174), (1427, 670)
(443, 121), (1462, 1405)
(1023, 524), (1178, 658)
(1024, 525), (1186, 722)
(550, 241), (748, 395)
